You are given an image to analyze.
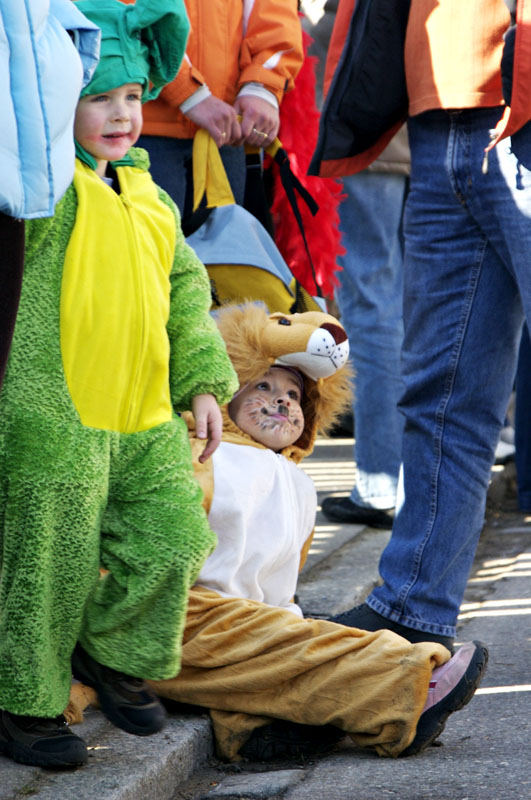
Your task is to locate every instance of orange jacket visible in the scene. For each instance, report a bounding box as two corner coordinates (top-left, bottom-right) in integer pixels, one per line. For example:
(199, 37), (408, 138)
(121, 0), (303, 139)
(311, 0), (531, 178)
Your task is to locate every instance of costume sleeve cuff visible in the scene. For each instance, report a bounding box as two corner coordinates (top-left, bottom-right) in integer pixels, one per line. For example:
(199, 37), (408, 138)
(237, 83), (278, 110)
(180, 85), (212, 114)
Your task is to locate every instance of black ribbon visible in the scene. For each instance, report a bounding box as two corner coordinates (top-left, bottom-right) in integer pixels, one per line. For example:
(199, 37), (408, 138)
(273, 147), (322, 298)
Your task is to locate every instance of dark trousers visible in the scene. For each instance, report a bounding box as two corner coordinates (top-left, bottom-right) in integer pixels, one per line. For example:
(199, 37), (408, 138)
(0, 212), (24, 388)
(137, 135), (246, 235)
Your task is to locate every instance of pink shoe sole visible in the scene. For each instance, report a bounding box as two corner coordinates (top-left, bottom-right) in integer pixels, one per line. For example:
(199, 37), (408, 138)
(401, 640), (488, 756)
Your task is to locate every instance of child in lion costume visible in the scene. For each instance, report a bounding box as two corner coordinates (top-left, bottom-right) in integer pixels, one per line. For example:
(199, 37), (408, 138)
(68, 304), (487, 762)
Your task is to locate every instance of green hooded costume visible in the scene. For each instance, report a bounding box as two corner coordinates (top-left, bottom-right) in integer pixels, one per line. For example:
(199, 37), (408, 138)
(0, 0), (238, 718)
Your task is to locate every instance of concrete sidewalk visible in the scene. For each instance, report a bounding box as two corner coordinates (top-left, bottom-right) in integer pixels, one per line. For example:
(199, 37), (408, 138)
(0, 437), (513, 800)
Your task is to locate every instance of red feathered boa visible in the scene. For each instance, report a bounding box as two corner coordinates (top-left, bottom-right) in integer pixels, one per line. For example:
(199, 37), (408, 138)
(270, 25), (345, 299)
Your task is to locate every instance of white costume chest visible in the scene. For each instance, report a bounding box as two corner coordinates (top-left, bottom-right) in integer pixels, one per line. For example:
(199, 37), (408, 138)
(196, 442), (317, 615)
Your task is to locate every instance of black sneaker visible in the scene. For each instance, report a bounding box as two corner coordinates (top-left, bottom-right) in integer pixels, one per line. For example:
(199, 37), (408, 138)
(71, 644), (166, 736)
(401, 640), (488, 756)
(0, 710), (88, 769)
(239, 719), (344, 761)
(321, 496), (394, 529)
(329, 603), (455, 653)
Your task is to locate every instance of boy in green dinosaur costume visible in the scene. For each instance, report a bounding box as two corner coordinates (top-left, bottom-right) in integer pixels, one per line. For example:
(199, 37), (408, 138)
(0, 0), (238, 770)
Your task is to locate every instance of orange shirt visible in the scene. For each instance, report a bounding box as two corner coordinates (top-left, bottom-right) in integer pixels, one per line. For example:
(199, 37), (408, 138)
(405, 0), (510, 116)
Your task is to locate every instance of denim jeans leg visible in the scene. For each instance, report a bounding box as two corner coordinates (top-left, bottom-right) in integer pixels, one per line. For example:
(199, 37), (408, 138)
(335, 172), (406, 510)
(367, 109), (530, 636)
(515, 325), (531, 511)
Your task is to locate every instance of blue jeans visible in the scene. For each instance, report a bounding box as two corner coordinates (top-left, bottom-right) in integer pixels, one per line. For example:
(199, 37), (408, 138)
(515, 325), (531, 511)
(335, 172), (407, 509)
(366, 108), (530, 637)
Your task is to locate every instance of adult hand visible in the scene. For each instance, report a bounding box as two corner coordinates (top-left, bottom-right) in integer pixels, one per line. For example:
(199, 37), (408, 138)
(184, 95), (242, 147)
(192, 393), (223, 462)
(233, 95), (279, 149)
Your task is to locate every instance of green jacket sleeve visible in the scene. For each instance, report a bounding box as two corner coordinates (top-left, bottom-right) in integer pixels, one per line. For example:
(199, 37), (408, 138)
(159, 189), (239, 411)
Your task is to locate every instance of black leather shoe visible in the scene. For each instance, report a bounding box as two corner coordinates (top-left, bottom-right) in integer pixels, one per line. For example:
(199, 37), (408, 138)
(71, 644), (167, 736)
(0, 710), (87, 768)
(330, 603), (455, 653)
(321, 496), (394, 529)
(239, 719), (344, 761)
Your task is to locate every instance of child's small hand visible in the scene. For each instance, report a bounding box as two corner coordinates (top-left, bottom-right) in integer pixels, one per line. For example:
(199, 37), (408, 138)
(192, 394), (223, 462)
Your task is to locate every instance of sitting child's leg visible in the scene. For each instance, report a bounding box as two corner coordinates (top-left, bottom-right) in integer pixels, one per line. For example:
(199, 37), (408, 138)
(213, 640), (488, 761)
(146, 589), (486, 761)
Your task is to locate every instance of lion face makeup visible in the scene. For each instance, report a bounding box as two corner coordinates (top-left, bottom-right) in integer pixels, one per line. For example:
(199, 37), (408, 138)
(229, 367), (304, 451)
(213, 303), (353, 462)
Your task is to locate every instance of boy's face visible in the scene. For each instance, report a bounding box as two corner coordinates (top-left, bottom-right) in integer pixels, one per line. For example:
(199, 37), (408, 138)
(228, 367), (304, 451)
(74, 83), (143, 176)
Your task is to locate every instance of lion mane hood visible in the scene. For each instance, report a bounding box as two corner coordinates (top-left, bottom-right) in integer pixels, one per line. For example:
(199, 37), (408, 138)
(215, 303), (353, 463)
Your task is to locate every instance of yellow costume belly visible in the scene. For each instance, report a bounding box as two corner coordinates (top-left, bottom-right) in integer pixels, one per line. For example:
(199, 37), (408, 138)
(60, 160), (176, 433)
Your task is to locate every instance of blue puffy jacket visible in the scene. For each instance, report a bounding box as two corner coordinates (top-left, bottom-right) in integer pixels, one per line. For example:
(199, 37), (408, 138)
(0, 0), (100, 218)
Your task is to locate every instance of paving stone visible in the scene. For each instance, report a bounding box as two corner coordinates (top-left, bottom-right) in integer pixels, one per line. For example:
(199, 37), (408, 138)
(199, 769), (305, 799)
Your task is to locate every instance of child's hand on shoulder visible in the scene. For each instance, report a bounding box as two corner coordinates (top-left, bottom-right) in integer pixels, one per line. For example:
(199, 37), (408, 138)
(192, 394), (223, 463)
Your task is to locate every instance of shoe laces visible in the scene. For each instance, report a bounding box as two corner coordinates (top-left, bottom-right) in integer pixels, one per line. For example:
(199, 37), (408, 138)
(111, 671), (145, 689)
(11, 714), (69, 733)
(104, 668), (156, 704)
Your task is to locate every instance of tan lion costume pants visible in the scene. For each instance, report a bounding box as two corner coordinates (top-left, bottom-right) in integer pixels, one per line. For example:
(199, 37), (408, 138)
(69, 586), (449, 759)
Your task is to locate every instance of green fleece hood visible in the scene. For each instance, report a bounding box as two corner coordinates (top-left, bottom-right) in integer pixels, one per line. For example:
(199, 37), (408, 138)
(75, 0), (189, 101)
